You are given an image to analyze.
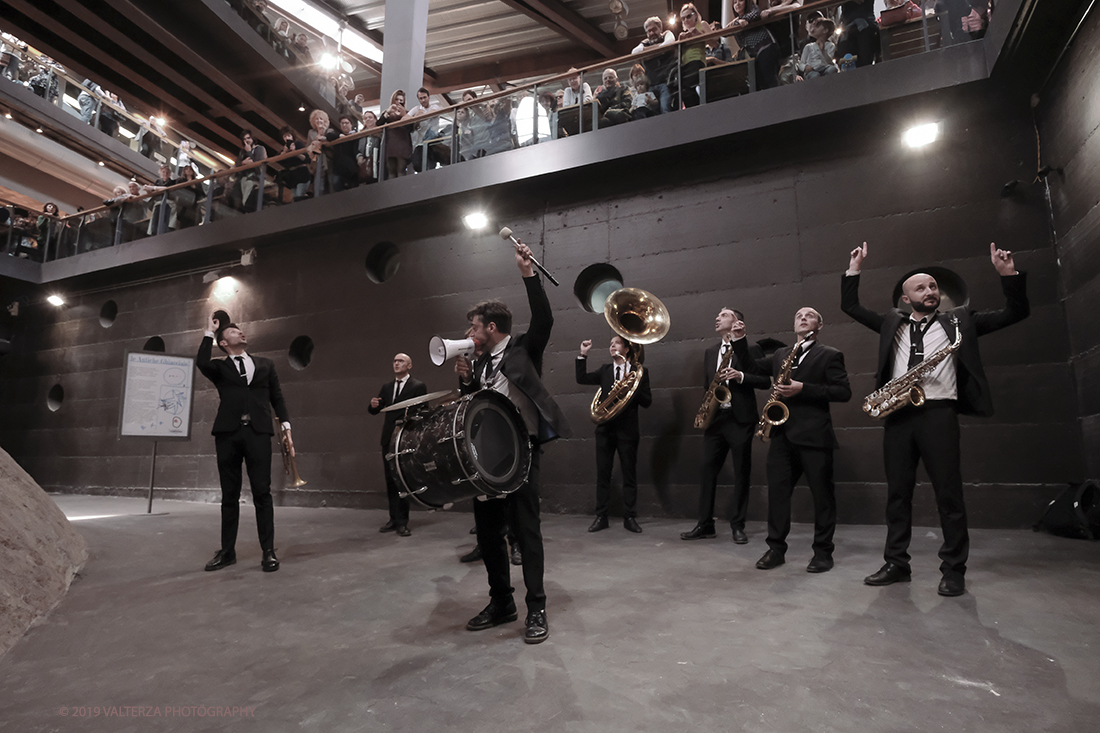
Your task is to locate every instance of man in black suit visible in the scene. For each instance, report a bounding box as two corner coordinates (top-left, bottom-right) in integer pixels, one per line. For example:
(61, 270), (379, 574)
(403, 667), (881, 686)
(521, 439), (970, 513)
(733, 307), (852, 573)
(842, 242), (1029, 596)
(682, 308), (771, 543)
(197, 315), (292, 573)
(367, 352), (427, 536)
(576, 335), (653, 533)
(455, 242), (571, 644)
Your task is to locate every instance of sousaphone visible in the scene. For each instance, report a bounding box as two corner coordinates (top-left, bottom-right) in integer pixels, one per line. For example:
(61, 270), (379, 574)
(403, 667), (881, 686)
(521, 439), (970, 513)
(590, 288), (671, 424)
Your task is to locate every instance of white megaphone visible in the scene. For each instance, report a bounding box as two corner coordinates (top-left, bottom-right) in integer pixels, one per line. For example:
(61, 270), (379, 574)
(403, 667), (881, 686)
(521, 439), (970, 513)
(429, 336), (476, 366)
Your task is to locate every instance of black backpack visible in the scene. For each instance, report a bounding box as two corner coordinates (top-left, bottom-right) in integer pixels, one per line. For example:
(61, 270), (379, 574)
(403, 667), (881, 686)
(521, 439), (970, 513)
(1034, 483), (1100, 540)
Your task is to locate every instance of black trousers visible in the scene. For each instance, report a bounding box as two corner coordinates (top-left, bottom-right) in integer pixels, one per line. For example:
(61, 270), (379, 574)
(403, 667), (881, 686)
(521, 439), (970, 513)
(214, 423), (275, 553)
(882, 402), (967, 577)
(698, 410), (754, 529)
(594, 426), (639, 518)
(382, 456), (410, 526)
(474, 443), (544, 613)
(764, 432), (836, 559)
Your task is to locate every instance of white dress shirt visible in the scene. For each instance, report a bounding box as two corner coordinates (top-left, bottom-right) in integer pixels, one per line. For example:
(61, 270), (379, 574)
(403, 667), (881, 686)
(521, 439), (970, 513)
(890, 314), (957, 400)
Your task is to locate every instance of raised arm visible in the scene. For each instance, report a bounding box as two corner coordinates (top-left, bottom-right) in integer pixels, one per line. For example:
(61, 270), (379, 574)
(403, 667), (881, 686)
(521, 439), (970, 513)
(196, 314), (221, 382)
(974, 242), (1029, 335)
(840, 242), (886, 332)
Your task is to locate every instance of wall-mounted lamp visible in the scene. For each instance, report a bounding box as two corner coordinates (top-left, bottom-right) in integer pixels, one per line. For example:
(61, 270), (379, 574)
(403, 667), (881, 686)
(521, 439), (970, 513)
(240, 248), (257, 266)
(202, 269), (223, 283)
(463, 212), (489, 230)
(903, 122), (940, 148)
(47, 294), (66, 307)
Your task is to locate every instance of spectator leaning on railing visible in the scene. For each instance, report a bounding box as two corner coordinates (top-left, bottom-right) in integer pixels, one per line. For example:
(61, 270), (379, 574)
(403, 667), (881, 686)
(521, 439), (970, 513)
(562, 68), (594, 106)
(274, 126), (312, 201)
(358, 110), (381, 184)
(595, 69), (633, 128)
(378, 89), (413, 178)
(727, 0), (781, 91)
(631, 16), (677, 114)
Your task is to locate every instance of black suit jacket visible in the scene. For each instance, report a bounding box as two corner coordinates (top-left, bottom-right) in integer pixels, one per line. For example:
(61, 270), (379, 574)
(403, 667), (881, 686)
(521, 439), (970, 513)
(841, 273), (1029, 417)
(367, 377), (428, 447)
(575, 358), (653, 437)
(460, 275), (572, 442)
(197, 336), (289, 435)
(703, 341), (771, 425)
(735, 338), (851, 448)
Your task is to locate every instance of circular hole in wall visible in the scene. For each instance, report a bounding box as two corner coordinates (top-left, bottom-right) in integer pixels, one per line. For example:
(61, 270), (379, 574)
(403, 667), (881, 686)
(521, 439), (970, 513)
(47, 384), (64, 412)
(99, 300), (118, 328)
(288, 335), (314, 370)
(365, 241), (400, 284)
(573, 263), (624, 314)
(143, 336), (166, 352)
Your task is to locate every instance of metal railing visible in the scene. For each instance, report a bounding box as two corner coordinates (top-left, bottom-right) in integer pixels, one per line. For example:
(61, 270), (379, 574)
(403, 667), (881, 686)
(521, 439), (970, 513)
(2, 0), (979, 263)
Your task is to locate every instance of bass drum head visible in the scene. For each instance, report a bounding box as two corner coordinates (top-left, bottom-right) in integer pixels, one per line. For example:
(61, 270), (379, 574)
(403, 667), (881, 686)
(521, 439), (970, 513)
(464, 391), (529, 493)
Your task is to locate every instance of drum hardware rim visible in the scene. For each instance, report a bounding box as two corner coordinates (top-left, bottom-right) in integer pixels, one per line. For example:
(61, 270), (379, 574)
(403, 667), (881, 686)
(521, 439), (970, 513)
(452, 471), (480, 485)
(390, 424), (413, 499)
(397, 486), (429, 498)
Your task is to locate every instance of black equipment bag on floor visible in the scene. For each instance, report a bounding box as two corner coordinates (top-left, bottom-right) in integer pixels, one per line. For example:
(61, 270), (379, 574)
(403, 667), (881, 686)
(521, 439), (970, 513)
(1034, 483), (1100, 540)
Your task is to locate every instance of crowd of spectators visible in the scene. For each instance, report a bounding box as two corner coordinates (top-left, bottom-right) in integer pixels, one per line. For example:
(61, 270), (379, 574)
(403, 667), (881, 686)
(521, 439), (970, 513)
(3, 0), (998, 264)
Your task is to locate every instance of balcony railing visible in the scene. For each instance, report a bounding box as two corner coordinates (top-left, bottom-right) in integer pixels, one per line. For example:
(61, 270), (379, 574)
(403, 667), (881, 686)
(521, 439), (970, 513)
(2, 0), (986, 264)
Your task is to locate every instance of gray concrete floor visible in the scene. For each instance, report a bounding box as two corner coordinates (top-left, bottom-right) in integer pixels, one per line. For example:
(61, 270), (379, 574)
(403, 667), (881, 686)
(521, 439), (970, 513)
(1, 495), (1099, 733)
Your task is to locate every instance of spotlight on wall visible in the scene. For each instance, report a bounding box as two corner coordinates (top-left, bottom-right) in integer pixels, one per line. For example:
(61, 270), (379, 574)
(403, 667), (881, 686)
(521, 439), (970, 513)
(298, 103), (306, 112)
(213, 276), (238, 300)
(47, 294), (66, 307)
(97, 161), (105, 166)
(4, 112), (11, 119)
(155, 116), (166, 126)
(35, 127), (43, 133)
(463, 212), (489, 230)
(202, 269), (223, 284)
(240, 248), (257, 266)
(903, 122), (940, 148)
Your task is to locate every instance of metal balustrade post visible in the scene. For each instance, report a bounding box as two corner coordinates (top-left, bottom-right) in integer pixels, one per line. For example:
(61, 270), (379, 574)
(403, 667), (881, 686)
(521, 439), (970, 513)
(451, 116), (459, 164)
(113, 207), (124, 248)
(203, 179), (214, 226)
(379, 129), (388, 182)
(256, 163), (267, 212)
(92, 98), (102, 129)
(157, 193), (170, 235)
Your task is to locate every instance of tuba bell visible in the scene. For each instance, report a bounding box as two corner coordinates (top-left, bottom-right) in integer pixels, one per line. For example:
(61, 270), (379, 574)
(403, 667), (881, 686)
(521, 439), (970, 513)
(589, 288), (671, 424)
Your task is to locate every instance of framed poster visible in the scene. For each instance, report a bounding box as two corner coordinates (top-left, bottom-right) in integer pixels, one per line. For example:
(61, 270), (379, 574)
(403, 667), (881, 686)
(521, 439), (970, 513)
(119, 351), (195, 441)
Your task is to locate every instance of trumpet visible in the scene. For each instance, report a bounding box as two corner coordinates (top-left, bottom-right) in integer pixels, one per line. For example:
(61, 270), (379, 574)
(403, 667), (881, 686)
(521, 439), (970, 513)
(275, 413), (307, 488)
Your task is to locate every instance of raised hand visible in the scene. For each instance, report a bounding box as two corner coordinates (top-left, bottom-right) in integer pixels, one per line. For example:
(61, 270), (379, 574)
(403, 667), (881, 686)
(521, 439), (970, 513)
(849, 241), (868, 273)
(580, 339), (592, 356)
(990, 242), (1017, 276)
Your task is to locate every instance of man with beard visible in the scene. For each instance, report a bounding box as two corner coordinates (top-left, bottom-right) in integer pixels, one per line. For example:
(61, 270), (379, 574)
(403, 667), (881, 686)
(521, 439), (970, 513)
(841, 242), (1029, 597)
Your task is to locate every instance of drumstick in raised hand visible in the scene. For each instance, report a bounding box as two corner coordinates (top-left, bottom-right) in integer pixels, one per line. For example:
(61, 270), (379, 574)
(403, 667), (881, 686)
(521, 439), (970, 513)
(499, 227), (560, 286)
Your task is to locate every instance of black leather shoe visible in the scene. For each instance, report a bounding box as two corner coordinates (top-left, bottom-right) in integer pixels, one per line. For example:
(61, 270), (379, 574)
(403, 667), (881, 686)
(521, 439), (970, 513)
(731, 527), (749, 544)
(261, 549), (279, 572)
(864, 563), (911, 586)
(938, 575), (966, 597)
(396, 525), (411, 537)
(460, 545), (483, 563)
(510, 544), (523, 566)
(466, 601), (518, 631)
(380, 520), (398, 533)
(623, 517), (642, 533)
(807, 556), (834, 573)
(755, 550), (785, 570)
(680, 525), (717, 540)
(588, 516), (609, 532)
(524, 610), (549, 644)
(204, 550), (236, 572)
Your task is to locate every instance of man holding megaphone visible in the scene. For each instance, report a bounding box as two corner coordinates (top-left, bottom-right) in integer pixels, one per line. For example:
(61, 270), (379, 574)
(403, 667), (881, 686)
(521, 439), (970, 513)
(368, 353), (428, 537)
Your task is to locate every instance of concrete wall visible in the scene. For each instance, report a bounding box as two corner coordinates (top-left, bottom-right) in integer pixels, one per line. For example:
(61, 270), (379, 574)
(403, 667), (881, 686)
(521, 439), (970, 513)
(1038, 6), (1100, 481)
(0, 79), (1080, 527)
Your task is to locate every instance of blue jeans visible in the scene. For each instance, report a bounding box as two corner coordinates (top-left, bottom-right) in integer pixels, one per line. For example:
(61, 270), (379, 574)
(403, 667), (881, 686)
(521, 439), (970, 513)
(650, 82), (674, 114)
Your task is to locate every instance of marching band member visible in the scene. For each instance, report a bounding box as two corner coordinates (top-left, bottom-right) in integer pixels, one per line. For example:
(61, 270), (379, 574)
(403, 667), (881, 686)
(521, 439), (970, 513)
(455, 241), (571, 644)
(841, 242), (1028, 596)
(576, 335), (653, 533)
(368, 353), (427, 537)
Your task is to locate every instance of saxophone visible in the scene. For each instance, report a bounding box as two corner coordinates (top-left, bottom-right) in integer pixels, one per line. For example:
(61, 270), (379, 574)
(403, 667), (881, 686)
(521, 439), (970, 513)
(863, 315), (961, 419)
(694, 344), (734, 430)
(756, 331), (815, 442)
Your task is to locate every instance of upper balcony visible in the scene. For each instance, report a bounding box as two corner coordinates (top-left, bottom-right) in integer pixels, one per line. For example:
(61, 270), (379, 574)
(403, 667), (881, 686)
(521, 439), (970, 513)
(0, 0), (1080, 287)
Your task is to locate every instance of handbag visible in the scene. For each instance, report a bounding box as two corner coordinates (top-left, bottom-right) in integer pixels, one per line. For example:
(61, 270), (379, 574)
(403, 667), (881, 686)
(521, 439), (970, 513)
(878, 0), (923, 27)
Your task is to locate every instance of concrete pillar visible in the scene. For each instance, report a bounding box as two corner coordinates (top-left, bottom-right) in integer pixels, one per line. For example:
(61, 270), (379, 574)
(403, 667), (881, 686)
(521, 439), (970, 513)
(381, 0), (429, 107)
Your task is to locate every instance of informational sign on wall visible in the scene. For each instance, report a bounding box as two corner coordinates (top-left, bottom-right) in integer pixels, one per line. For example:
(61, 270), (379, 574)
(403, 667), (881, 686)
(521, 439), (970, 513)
(119, 351), (195, 440)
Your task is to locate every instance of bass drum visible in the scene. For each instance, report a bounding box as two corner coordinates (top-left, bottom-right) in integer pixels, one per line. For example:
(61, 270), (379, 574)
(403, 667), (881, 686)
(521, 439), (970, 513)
(386, 390), (532, 509)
